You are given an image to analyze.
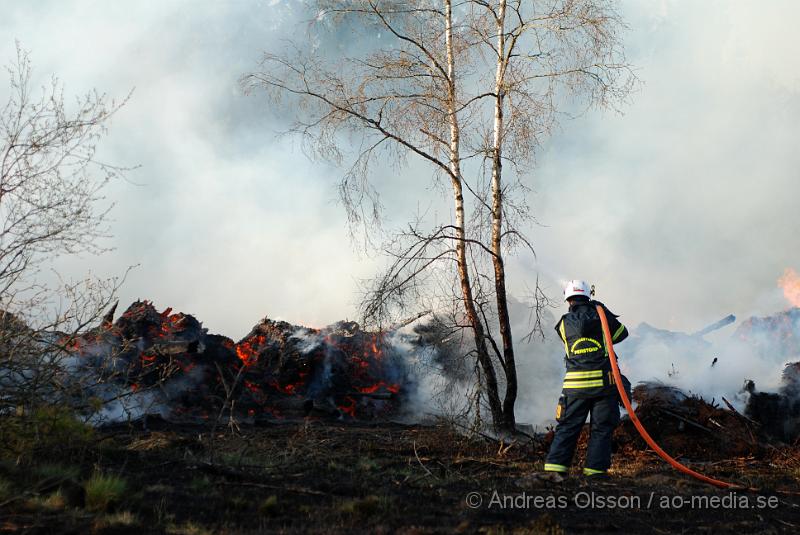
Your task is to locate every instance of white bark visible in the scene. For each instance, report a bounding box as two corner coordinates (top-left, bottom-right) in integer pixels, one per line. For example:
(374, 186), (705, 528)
(488, 0), (517, 428)
(445, 0), (503, 426)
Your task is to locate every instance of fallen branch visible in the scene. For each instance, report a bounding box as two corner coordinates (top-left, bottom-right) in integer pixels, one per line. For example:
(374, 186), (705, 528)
(413, 440), (434, 478)
(216, 480), (327, 496)
(722, 397), (759, 426)
(656, 408), (714, 434)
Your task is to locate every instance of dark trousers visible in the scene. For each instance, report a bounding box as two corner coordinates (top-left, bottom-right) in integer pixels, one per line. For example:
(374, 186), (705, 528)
(545, 393), (620, 472)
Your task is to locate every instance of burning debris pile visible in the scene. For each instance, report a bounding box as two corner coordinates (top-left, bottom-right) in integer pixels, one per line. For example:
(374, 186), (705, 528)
(17, 295), (800, 445)
(231, 318), (405, 419)
(65, 301), (409, 425)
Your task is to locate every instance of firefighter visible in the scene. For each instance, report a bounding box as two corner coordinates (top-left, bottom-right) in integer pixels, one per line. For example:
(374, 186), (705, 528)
(543, 279), (629, 479)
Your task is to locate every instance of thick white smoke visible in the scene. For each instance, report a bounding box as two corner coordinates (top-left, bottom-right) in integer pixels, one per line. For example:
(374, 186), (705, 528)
(512, 302), (800, 426)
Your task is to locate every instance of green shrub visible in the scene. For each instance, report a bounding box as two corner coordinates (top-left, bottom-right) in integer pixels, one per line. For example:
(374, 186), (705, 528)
(0, 406), (93, 462)
(357, 458), (379, 472)
(84, 472), (127, 512)
(227, 495), (250, 511)
(93, 511), (138, 529)
(258, 495), (279, 517)
(165, 522), (214, 535)
(32, 463), (81, 481)
(40, 491), (66, 510)
(337, 495), (388, 517)
(0, 476), (12, 501)
(188, 475), (212, 493)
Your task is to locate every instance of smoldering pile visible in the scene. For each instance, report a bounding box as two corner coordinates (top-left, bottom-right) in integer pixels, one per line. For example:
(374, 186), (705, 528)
(737, 309), (800, 443)
(9, 296), (800, 448)
(60, 301), (412, 425)
(614, 382), (761, 459)
(744, 363), (800, 443)
(613, 308), (800, 458)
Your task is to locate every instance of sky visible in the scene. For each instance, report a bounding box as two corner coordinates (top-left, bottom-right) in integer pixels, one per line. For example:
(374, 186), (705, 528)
(2, 0), (799, 342)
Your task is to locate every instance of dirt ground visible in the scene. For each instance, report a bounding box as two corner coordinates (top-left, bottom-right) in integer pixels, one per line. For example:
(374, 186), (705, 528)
(1, 419), (799, 534)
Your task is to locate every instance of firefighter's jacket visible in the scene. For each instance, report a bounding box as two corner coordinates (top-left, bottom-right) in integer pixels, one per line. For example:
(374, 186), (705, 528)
(554, 299), (628, 398)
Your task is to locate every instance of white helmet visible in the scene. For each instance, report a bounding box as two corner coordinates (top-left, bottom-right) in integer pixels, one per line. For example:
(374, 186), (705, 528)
(564, 279), (592, 301)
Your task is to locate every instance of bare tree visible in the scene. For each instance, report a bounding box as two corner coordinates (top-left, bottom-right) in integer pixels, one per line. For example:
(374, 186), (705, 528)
(0, 44), (130, 413)
(243, 0), (635, 432)
(468, 0), (635, 428)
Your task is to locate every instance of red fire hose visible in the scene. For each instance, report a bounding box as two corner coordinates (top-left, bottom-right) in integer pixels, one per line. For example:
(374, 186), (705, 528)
(596, 304), (743, 490)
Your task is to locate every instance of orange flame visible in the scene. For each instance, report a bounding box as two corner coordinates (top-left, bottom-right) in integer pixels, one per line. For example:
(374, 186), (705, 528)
(177, 361), (196, 373)
(358, 383), (384, 394)
(243, 379), (262, 394)
(268, 379), (299, 395)
(64, 337), (82, 352)
(338, 396), (357, 417)
(357, 381), (400, 394)
(235, 334), (266, 366)
(155, 310), (185, 338)
(778, 268), (800, 307)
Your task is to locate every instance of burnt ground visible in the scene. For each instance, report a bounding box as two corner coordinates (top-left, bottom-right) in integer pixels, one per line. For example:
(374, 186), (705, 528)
(1, 419), (799, 534)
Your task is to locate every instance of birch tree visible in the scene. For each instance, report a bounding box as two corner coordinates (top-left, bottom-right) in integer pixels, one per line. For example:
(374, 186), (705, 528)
(243, 0), (635, 432)
(0, 44), (129, 413)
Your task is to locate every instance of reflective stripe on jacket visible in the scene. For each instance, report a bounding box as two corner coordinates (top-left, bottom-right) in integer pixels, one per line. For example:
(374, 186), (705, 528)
(555, 299), (628, 397)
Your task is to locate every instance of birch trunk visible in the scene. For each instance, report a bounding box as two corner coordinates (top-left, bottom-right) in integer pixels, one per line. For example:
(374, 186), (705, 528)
(490, 0), (517, 430)
(444, 0), (503, 427)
